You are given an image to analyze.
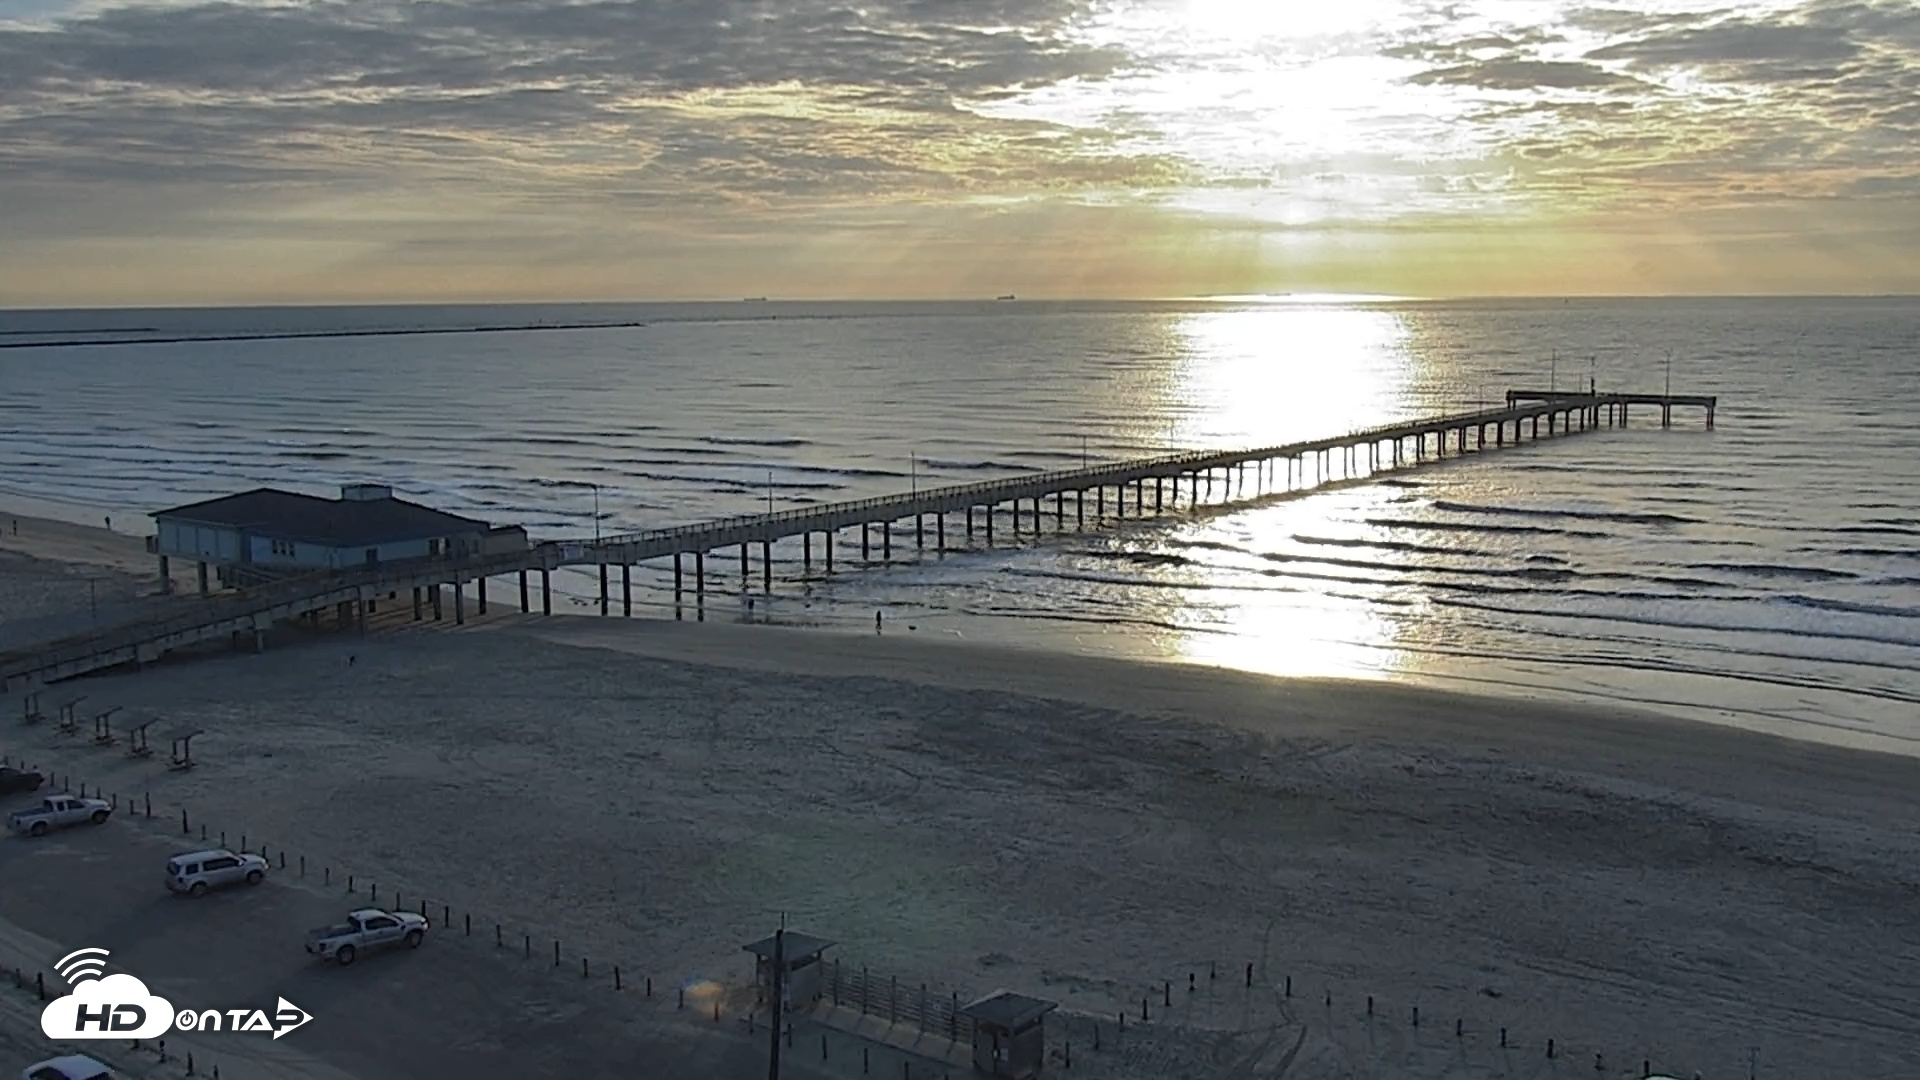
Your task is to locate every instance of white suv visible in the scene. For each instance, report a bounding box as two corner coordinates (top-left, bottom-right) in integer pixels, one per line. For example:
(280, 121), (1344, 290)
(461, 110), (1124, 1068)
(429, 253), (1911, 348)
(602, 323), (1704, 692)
(22, 1055), (120, 1080)
(165, 848), (268, 897)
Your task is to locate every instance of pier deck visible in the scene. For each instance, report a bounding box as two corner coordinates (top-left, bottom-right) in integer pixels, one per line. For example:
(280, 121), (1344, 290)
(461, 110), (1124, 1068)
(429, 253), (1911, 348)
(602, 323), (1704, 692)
(0, 390), (1715, 691)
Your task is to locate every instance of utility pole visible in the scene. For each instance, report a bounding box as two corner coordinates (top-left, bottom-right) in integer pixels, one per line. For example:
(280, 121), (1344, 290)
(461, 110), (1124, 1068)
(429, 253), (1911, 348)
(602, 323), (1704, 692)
(767, 927), (785, 1079)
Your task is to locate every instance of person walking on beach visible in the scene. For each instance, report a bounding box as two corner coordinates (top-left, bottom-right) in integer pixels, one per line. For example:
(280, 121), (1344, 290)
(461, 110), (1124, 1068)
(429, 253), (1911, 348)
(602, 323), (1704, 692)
(875, 610), (883, 634)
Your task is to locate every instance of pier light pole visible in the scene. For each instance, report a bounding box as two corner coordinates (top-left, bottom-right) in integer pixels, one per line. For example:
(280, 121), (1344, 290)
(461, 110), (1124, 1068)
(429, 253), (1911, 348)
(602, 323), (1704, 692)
(1549, 349), (1557, 393)
(1082, 434), (1088, 469)
(768, 470), (774, 515)
(910, 453), (916, 495)
(590, 482), (601, 546)
(1665, 350), (1673, 399)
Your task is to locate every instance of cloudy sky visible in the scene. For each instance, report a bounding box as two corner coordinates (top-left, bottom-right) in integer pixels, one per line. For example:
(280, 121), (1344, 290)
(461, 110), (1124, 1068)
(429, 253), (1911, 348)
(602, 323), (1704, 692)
(1, 0), (1915, 305)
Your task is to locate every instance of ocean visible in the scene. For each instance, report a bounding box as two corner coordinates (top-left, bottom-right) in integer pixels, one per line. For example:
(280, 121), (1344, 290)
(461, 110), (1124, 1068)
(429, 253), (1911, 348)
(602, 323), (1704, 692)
(2, 297), (1915, 754)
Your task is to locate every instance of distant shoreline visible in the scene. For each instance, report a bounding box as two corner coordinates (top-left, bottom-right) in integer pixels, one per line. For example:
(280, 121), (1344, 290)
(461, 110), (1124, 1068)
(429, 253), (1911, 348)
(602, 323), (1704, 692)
(0, 319), (650, 350)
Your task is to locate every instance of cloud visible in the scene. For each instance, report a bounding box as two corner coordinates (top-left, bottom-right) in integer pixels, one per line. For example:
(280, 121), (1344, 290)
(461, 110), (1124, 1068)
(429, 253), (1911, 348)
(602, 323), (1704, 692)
(41, 973), (175, 1040)
(1409, 59), (1641, 90)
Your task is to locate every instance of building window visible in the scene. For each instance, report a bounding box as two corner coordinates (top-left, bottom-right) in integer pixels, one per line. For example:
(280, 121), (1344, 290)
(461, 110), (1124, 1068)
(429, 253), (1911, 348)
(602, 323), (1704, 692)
(270, 539), (296, 557)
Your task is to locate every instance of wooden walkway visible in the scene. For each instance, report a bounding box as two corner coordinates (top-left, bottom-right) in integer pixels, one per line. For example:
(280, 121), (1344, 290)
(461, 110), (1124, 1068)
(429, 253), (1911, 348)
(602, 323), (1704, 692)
(0, 390), (1714, 691)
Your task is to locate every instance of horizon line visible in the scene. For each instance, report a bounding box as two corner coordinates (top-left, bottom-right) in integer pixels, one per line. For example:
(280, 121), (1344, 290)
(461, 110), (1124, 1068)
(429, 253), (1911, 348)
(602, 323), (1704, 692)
(3, 291), (1918, 314)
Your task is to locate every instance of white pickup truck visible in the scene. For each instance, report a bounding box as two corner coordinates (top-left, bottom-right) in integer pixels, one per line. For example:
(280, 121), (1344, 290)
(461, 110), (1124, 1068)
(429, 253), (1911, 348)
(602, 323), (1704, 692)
(304, 908), (429, 965)
(7, 793), (112, 837)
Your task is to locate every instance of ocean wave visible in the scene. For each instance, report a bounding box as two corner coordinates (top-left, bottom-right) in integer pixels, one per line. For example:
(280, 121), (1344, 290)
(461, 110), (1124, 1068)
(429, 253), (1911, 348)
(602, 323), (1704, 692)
(1364, 516), (1612, 539)
(1686, 562), (1859, 582)
(1432, 499), (1699, 527)
(1431, 596), (1920, 651)
(696, 435), (813, 448)
(1292, 534), (1502, 560)
(919, 458), (1046, 473)
(1780, 595), (1920, 620)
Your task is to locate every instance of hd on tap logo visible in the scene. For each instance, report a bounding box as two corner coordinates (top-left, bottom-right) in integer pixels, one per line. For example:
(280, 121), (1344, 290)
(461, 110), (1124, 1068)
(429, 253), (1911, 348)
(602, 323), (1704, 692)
(41, 947), (311, 1041)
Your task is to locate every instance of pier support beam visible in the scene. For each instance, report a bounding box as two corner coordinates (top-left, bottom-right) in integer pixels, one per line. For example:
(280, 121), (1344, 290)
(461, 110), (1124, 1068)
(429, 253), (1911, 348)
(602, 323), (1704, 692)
(673, 553), (683, 619)
(197, 561), (209, 596)
(966, 507), (974, 539)
(762, 541), (772, 593)
(825, 531), (834, 574)
(936, 513), (945, 551)
(740, 543), (749, 586)
(454, 580), (465, 625)
(478, 575), (488, 615)
(518, 570), (528, 613)
(986, 506), (995, 544)
(1076, 489), (1084, 529)
(882, 521), (891, 559)
(431, 583), (443, 621)
(1032, 496), (1041, 534)
(861, 524), (870, 560)
(803, 532), (811, 571)
(694, 551), (705, 620)
(622, 563), (632, 616)
(599, 563), (609, 616)
(915, 514), (924, 549)
(412, 586), (423, 621)
(540, 569), (551, 616)
(157, 555), (171, 595)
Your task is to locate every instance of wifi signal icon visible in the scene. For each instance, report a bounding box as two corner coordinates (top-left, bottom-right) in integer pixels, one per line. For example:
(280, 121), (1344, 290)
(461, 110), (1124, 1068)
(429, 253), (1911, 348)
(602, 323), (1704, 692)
(54, 948), (110, 985)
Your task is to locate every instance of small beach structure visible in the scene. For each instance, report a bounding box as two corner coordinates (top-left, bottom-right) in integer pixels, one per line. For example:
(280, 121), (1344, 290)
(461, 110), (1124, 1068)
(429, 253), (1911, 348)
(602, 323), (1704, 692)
(742, 930), (836, 1010)
(960, 991), (1057, 1078)
(149, 483), (512, 593)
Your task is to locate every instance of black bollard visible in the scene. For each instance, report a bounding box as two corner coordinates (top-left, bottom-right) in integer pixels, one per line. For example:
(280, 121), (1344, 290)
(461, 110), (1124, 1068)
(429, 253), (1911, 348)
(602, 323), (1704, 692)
(187, 1052), (194, 1075)
(182, 808), (188, 833)
(554, 939), (561, 967)
(1188, 972), (1195, 993)
(1065, 1040), (1071, 1068)
(145, 792), (152, 818)
(1285, 975), (1291, 997)
(496, 924), (502, 947)
(199, 823), (206, 840)
(614, 966), (621, 990)
(35, 972), (44, 1000)
(348, 874), (354, 892)
(1456, 1018), (1463, 1037)
(219, 830), (225, 847)
(524, 934), (531, 959)
(1245, 962), (1253, 987)
(1141, 997), (1148, 1021)
(582, 956), (589, 979)
(325, 866), (331, 885)
(370, 882), (376, 902)
(679, 986), (685, 1009)
(1596, 1052), (1604, 1071)
(1367, 995), (1373, 1016)
(1548, 1038), (1555, 1059)
(279, 851), (286, 869)
(646, 976), (652, 997)
(1163, 981), (1170, 1007)
(863, 1047), (869, 1074)
(1500, 1027), (1507, 1048)
(465, 913), (471, 936)
(1210, 961), (1216, 981)
(443, 904), (450, 927)
(1412, 1006), (1419, 1027)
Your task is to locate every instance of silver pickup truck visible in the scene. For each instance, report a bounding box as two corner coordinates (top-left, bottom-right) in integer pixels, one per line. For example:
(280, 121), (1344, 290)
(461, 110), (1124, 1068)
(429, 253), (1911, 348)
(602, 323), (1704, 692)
(304, 908), (429, 965)
(7, 793), (112, 837)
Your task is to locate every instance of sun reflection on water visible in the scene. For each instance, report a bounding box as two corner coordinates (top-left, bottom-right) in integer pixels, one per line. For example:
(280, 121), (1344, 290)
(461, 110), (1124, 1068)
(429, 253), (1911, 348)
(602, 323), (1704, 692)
(1159, 304), (1422, 681)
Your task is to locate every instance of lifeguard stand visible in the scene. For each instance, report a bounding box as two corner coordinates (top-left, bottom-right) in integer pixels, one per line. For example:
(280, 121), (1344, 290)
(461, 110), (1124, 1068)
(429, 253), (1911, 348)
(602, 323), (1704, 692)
(961, 991), (1057, 1079)
(741, 930), (836, 1012)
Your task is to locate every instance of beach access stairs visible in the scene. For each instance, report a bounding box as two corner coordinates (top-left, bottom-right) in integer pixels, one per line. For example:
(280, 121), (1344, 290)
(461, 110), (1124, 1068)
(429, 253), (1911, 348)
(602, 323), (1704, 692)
(0, 390), (1715, 693)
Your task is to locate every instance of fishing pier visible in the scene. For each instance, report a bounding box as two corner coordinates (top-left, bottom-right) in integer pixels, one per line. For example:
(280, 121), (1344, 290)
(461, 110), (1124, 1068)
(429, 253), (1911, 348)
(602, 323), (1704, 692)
(0, 390), (1715, 692)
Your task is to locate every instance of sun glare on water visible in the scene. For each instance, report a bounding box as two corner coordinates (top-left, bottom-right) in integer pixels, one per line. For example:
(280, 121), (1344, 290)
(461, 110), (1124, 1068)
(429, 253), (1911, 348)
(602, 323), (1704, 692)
(1151, 303), (1422, 680)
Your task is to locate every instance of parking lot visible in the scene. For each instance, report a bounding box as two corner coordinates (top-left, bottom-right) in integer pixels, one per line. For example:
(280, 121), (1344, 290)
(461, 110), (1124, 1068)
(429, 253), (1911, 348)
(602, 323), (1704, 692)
(0, 813), (798, 1079)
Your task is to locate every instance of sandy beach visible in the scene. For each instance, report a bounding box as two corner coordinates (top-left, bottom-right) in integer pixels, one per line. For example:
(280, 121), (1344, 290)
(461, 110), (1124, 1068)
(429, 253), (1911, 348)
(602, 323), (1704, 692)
(2, 513), (1918, 1078)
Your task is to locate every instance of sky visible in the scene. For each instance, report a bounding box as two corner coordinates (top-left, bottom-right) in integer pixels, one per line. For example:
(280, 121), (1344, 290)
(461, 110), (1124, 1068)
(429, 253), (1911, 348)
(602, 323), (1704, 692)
(1, 0), (1916, 305)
